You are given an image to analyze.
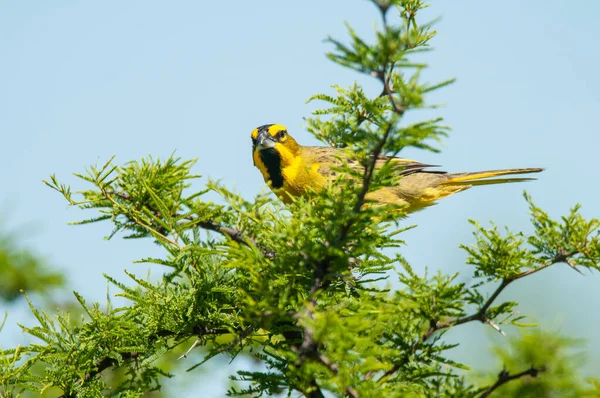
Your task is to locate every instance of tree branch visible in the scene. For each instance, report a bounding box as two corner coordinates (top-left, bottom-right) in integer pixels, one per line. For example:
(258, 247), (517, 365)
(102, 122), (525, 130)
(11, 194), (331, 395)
(306, 381), (326, 398)
(479, 366), (543, 398)
(351, 123), (394, 216)
(421, 250), (578, 342)
(290, 270), (360, 397)
(378, 250), (581, 384)
(421, 279), (511, 342)
(302, 6), (402, 391)
(194, 218), (276, 259)
(108, 190), (276, 259)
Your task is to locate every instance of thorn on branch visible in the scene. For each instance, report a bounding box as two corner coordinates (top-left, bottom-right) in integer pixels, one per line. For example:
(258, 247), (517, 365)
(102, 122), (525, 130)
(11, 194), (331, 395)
(422, 279), (513, 343)
(485, 319), (506, 336)
(179, 337), (201, 360)
(422, 249), (584, 344)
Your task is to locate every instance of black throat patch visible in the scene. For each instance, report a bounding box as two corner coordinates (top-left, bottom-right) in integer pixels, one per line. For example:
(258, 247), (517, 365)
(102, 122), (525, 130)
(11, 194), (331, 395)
(259, 148), (284, 189)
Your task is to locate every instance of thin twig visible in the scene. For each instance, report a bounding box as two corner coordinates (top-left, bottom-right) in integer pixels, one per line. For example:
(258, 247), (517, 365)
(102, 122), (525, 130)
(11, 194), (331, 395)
(421, 250), (579, 342)
(316, 354), (359, 398)
(377, 252), (578, 384)
(352, 123), (395, 215)
(378, 363), (400, 384)
(103, 189), (181, 248)
(178, 337), (201, 359)
(479, 366), (543, 398)
(108, 190), (276, 259)
(193, 218), (276, 259)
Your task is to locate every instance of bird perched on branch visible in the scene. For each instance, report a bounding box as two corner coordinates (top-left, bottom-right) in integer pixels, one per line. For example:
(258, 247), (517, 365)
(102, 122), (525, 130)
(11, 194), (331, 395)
(251, 124), (543, 213)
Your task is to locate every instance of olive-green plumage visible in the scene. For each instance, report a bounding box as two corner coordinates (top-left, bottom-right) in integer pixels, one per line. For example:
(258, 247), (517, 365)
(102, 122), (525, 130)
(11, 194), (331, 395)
(251, 124), (544, 213)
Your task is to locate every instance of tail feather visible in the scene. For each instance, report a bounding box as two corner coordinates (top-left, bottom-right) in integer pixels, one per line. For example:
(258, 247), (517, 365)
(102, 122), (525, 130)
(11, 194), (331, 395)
(443, 168), (544, 186)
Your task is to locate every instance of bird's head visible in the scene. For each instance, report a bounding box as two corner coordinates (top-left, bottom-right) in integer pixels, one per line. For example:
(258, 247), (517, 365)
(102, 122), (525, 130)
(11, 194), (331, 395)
(251, 124), (300, 154)
(251, 124), (301, 188)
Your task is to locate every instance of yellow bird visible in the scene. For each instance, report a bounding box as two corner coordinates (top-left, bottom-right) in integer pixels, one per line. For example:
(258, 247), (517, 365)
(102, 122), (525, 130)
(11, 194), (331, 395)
(251, 124), (543, 213)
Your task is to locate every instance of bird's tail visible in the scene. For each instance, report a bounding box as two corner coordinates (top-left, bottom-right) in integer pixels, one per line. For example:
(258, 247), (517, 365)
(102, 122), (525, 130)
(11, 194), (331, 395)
(442, 168), (544, 187)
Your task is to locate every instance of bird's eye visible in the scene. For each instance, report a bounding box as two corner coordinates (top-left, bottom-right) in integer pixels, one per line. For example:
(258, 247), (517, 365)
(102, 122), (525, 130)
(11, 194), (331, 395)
(277, 131), (286, 140)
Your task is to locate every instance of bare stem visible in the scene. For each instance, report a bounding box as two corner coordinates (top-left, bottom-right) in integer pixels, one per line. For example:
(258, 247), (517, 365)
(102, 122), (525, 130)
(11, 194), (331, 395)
(480, 366), (543, 398)
(423, 251), (578, 342)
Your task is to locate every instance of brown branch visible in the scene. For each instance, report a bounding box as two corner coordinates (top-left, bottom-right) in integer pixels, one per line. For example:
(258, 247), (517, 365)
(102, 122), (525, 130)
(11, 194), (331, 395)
(284, 301), (324, 398)
(314, 352), (359, 398)
(306, 381), (326, 398)
(194, 218), (276, 259)
(421, 250), (579, 343)
(348, 0), (403, 223)
(347, 386), (360, 397)
(336, 122), (396, 244)
(315, 354), (359, 397)
(421, 279), (510, 342)
(376, 70), (405, 115)
(378, 252), (576, 384)
(286, 340), (326, 398)
(286, 328), (326, 398)
(290, 277), (360, 397)
(315, 5), (400, 391)
(352, 123), (394, 215)
(480, 366), (543, 398)
(378, 364), (399, 384)
(108, 190), (276, 259)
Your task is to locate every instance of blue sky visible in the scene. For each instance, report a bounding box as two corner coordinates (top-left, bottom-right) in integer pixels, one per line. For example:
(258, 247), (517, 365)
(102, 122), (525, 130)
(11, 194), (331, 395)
(1, 1), (599, 396)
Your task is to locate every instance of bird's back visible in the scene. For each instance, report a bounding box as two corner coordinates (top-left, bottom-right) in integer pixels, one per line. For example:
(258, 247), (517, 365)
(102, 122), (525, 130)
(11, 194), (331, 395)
(298, 145), (541, 212)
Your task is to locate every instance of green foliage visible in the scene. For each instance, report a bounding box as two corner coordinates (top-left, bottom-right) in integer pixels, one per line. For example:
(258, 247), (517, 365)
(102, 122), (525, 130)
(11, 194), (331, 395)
(0, 227), (64, 302)
(476, 329), (600, 397)
(1, 1), (599, 397)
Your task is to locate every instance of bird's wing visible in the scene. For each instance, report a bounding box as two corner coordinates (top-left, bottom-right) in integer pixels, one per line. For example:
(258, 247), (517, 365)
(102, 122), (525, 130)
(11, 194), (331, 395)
(301, 146), (443, 179)
(300, 146), (344, 178)
(375, 154), (444, 177)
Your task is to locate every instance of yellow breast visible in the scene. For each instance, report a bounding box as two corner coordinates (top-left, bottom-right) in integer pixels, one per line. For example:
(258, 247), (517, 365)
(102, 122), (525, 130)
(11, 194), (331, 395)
(252, 145), (326, 203)
(278, 158), (326, 202)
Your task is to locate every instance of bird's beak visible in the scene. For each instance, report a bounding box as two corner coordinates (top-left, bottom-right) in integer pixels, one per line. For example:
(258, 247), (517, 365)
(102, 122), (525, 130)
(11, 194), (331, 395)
(256, 130), (276, 150)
